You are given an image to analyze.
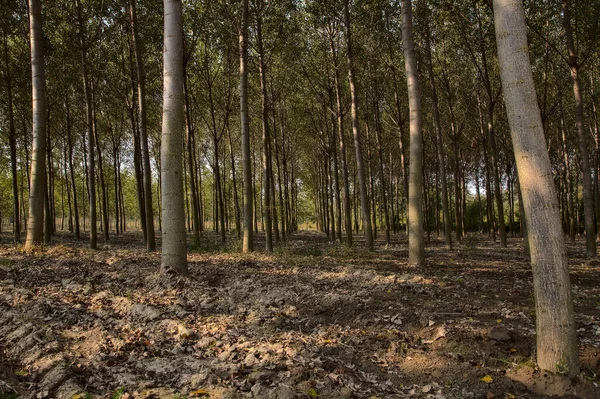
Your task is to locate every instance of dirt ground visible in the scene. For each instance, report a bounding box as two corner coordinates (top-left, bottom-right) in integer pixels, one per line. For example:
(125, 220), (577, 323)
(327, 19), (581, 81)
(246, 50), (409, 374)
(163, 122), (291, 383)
(0, 230), (599, 399)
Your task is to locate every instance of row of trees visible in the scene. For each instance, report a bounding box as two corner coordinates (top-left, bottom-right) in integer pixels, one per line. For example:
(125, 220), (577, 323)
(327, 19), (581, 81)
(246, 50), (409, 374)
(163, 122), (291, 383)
(0, 0), (595, 377)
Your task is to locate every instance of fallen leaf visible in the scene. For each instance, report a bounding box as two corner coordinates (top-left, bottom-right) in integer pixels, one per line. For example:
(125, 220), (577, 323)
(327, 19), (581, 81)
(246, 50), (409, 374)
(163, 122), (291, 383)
(481, 375), (494, 383)
(191, 389), (210, 397)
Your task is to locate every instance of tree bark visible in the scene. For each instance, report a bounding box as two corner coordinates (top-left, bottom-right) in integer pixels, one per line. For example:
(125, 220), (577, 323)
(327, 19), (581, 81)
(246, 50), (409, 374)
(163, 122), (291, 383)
(77, 0), (97, 249)
(494, 0), (578, 376)
(25, 0), (47, 249)
(161, 0), (187, 275)
(3, 31), (20, 242)
(343, 0), (373, 251)
(257, 6), (273, 252)
(425, 28), (452, 250)
(130, 0), (156, 251)
(402, 0), (424, 266)
(240, 0), (253, 252)
(563, 0), (596, 257)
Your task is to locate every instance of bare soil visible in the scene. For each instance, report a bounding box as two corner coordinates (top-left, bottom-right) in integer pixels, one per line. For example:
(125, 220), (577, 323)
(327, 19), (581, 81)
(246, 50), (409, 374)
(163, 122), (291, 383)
(0, 230), (599, 399)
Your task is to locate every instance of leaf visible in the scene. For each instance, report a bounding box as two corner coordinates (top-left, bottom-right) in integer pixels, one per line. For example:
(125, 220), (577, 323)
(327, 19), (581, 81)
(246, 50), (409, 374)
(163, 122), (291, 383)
(307, 388), (318, 397)
(481, 375), (494, 383)
(72, 395), (82, 399)
(510, 348), (517, 353)
(15, 369), (28, 376)
(190, 389), (210, 397)
(504, 394), (516, 399)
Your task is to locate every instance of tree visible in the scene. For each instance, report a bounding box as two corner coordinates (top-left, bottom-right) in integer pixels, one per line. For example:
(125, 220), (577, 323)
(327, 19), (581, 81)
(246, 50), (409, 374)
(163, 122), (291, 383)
(130, 0), (156, 252)
(343, 0), (373, 251)
(562, 0), (596, 257)
(240, 0), (253, 253)
(76, 0), (97, 249)
(493, 0), (578, 376)
(160, 0), (187, 275)
(24, 0), (47, 250)
(402, 0), (424, 266)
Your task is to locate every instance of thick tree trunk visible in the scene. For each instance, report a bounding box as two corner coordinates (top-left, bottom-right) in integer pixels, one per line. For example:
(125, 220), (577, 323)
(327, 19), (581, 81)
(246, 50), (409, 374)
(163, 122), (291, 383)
(130, 0), (156, 251)
(25, 0), (47, 249)
(240, 0), (253, 252)
(563, 0), (596, 257)
(494, 0), (578, 376)
(402, 0), (425, 266)
(161, 0), (187, 275)
(343, 0), (373, 250)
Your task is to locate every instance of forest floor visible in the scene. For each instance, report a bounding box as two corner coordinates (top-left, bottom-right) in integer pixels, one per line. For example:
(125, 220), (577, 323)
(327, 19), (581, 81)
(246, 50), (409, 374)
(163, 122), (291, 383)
(0, 230), (600, 399)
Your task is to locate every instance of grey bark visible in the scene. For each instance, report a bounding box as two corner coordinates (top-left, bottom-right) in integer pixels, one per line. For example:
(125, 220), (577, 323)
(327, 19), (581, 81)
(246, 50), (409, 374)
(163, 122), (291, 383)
(25, 0), (47, 249)
(493, 0), (578, 376)
(402, 0), (425, 266)
(160, 0), (187, 274)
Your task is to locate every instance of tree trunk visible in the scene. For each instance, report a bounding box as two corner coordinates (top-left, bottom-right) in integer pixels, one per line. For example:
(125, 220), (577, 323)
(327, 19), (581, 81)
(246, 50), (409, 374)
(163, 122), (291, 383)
(257, 7), (273, 252)
(25, 0), (47, 250)
(130, 0), (156, 251)
(563, 0), (596, 257)
(329, 35), (352, 246)
(66, 94), (80, 238)
(402, 0), (424, 266)
(161, 0), (187, 275)
(494, 0), (578, 376)
(343, 0), (373, 250)
(425, 28), (452, 249)
(240, 0), (253, 252)
(4, 32), (20, 242)
(77, 0), (97, 249)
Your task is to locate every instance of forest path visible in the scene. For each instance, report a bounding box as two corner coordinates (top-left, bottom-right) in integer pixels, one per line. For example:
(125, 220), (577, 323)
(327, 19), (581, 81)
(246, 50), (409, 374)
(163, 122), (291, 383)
(0, 231), (599, 398)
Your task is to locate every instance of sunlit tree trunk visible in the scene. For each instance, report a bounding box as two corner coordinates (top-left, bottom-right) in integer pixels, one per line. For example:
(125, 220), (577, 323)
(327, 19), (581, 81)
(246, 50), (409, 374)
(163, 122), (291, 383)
(25, 0), (47, 249)
(160, 0), (187, 274)
(402, 0), (424, 266)
(494, 0), (578, 376)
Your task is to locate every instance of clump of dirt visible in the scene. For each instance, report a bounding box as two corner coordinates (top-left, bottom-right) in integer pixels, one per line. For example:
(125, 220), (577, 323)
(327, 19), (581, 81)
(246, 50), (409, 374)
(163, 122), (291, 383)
(0, 230), (598, 398)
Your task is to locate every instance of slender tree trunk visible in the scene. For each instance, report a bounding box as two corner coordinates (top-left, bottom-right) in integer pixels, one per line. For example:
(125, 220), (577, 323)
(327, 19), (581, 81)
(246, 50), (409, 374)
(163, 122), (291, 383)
(563, 0), (596, 257)
(66, 95), (80, 238)
(161, 0), (187, 274)
(343, 0), (373, 250)
(4, 32), (20, 242)
(403, 0), (425, 265)
(494, 0), (578, 376)
(240, 0), (253, 252)
(426, 29), (452, 249)
(329, 35), (352, 246)
(25, 0), (47, 249)
(257, 7), (273, 252)
(77, 0), (97, 249)
(130, 0), (156, 251)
